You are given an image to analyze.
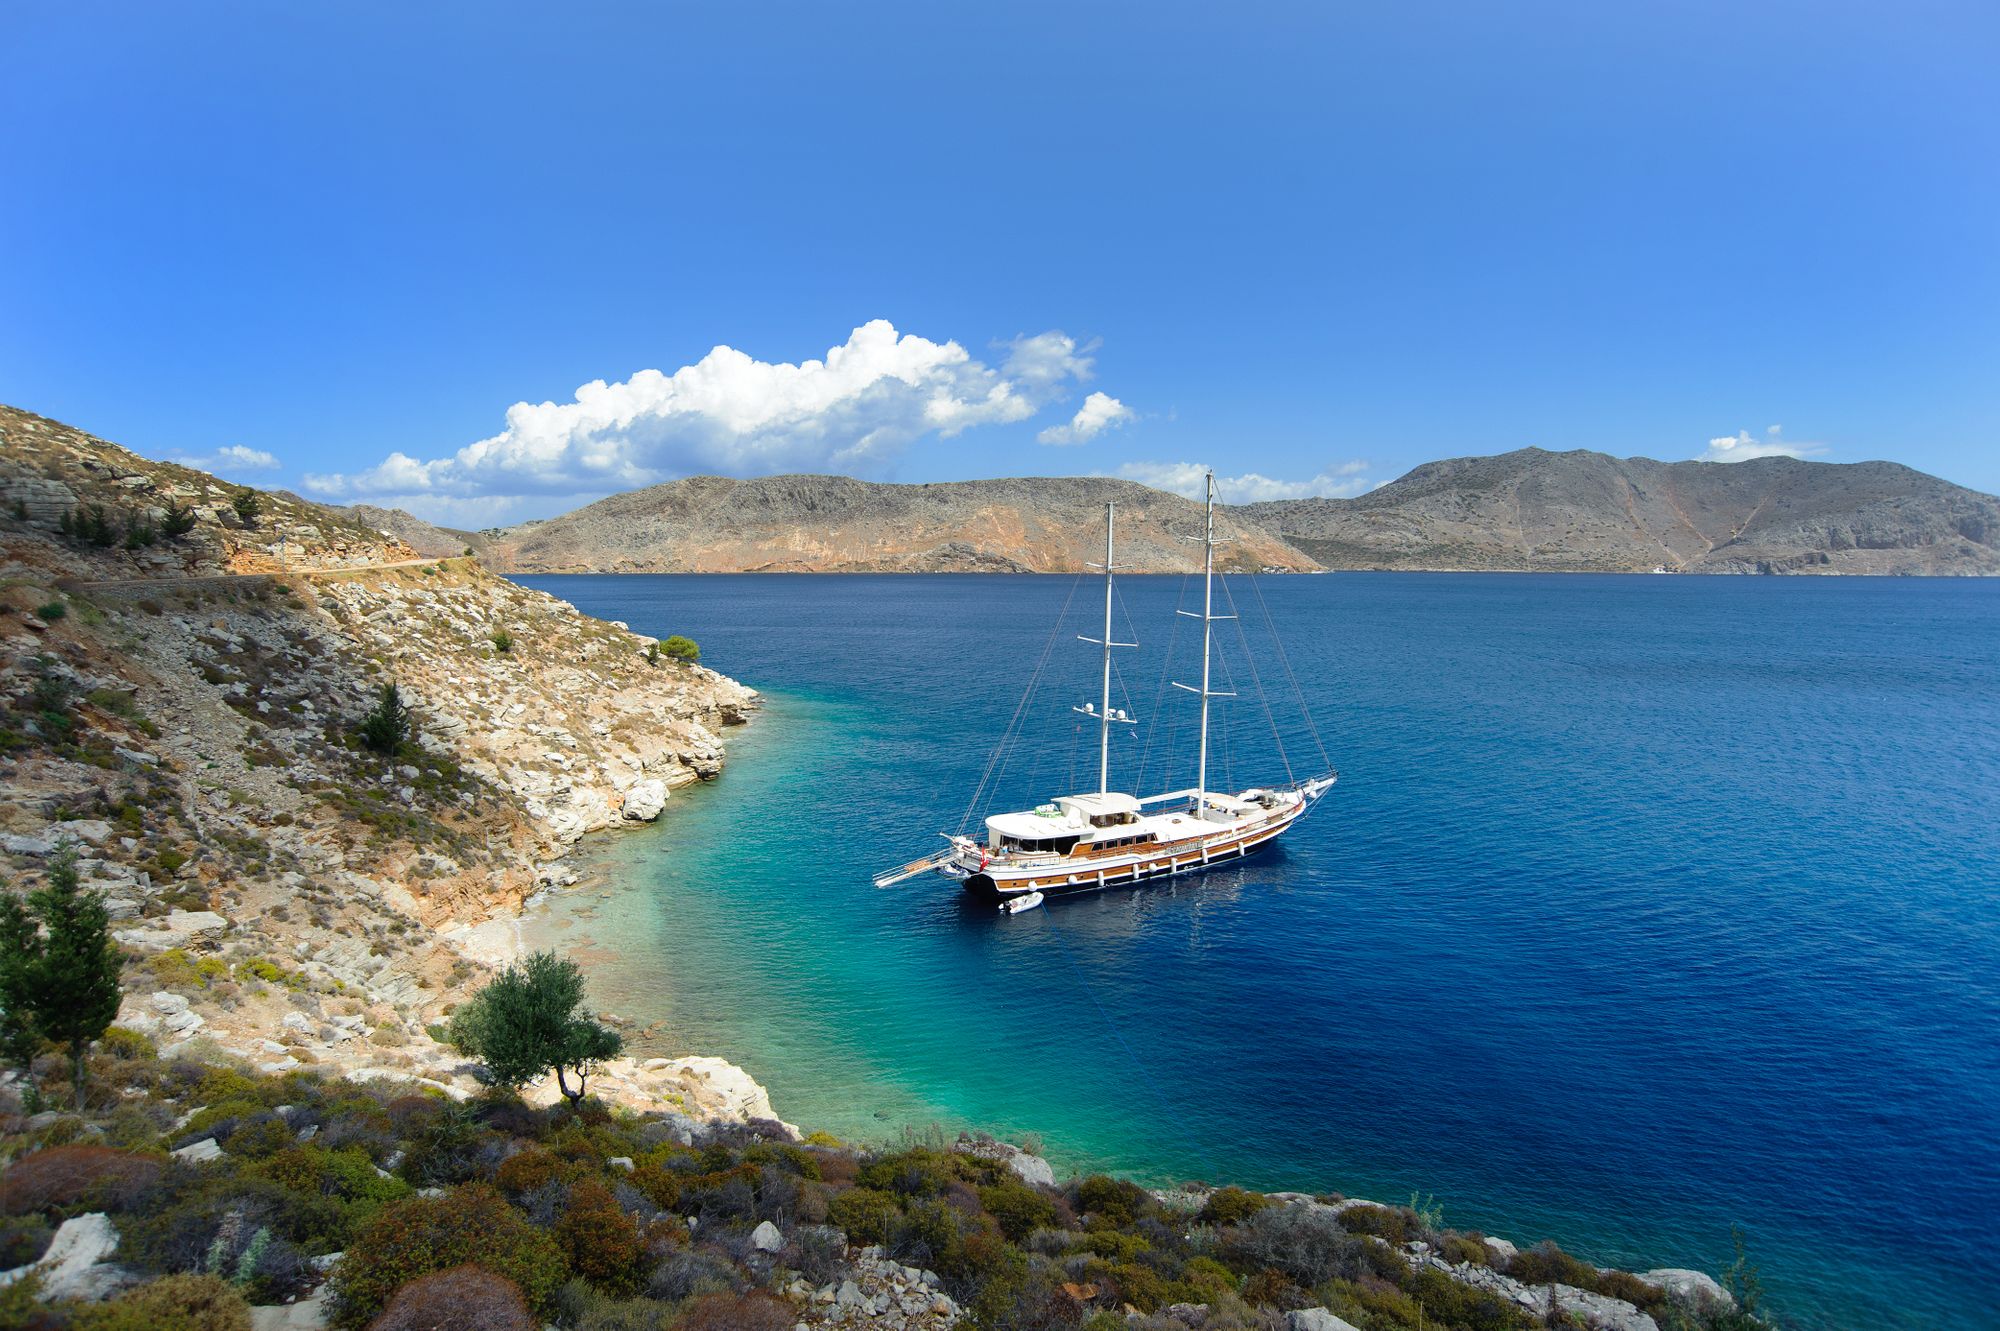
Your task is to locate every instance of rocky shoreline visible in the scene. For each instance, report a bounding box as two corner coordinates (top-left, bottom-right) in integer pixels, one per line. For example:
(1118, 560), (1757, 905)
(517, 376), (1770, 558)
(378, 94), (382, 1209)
(0, 404), (779, 1127)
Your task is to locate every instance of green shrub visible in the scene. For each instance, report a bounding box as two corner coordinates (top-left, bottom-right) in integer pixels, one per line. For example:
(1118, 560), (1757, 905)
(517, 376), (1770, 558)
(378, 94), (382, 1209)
(857, 1146), (957, 1199)
(77, 1272), (252, 1331)
(659, 635), (699, 662)
(491, 629), (513, 654)
(1506, 1239), (1599, 1289)
(0, 1215), (53, 1268)
(826, 1186), (901, 1245)
(1338, 1201), (1419, 1245)
(36, 601), (66, 622)
(978, 1177), (1057, 1241)
(96, 1027), (159, 1063)
(331, 1184), (567, 1328)
(1440, 1231), (1494, 1266)
(1075, 1174), (1149, 1226)
(1197, 1185), (1271, 1226)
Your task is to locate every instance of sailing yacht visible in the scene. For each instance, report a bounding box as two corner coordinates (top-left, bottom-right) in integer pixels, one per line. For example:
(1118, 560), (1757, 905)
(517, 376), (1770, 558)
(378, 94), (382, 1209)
(876, 473), (1335, 906)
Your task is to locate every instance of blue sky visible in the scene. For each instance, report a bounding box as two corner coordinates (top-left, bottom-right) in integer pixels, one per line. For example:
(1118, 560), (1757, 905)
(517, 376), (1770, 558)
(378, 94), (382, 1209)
(4, 1), (1995, 522)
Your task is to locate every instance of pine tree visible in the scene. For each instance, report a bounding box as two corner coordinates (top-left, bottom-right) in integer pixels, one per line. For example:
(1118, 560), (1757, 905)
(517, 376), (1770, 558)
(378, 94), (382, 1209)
(0, 889), (46, 1087)
(0, 847), (123, 1109)
(359, 682), (412, 754)
(161, 498), (198, 538)
(233, 488), (262, 528)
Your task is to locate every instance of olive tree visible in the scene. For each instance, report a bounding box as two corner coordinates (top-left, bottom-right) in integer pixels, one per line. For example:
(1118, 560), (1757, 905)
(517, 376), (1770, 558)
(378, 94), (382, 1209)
(446, 951), (623, 1106)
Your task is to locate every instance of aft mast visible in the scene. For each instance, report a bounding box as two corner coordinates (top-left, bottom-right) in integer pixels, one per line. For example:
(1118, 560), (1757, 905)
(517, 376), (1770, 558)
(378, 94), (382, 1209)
(1075, 501), (1134, 794)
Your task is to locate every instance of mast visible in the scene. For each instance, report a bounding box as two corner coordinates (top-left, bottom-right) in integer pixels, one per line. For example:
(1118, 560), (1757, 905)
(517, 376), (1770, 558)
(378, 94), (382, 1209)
(1098, 503), (1115, 793)
(1172, 472), (1233, 812)
(1196, 473), (1215, 806)
(1076, 501), (1135, 794)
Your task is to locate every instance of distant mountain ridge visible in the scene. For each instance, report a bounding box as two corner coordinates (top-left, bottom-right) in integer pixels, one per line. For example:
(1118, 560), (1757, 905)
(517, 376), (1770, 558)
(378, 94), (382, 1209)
(1238, 448), (2000, 575)
(356, 448), (2000, 576)
(473, 474), (1316, 574)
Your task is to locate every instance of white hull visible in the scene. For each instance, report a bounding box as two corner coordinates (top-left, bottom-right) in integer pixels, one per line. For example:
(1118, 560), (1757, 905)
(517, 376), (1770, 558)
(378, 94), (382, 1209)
(953, 778), (1332, 901)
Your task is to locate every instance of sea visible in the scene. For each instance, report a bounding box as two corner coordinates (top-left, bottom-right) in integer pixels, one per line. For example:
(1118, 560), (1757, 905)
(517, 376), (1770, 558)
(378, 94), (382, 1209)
(514, 571), (2000, 1331)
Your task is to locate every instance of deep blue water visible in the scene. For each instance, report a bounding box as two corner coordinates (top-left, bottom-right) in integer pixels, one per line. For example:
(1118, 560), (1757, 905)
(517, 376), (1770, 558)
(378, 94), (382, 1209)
(516, 572), (2000, 1331)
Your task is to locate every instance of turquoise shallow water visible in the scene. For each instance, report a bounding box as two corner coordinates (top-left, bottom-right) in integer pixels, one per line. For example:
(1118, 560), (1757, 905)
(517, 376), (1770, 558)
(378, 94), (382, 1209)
(518, 573), (2000, 1331)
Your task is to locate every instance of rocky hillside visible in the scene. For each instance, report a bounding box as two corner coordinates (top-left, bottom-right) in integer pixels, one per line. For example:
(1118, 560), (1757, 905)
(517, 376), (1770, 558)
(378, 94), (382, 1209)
(483, 474), (1317, 574)
(341, 503), (491, 560)
(0, 405), (762, 1117)
(1237, 449), (2000, 574)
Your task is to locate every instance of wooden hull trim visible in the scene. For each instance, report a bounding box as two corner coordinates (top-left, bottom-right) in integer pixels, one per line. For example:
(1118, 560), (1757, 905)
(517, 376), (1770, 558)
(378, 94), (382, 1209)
(960, 819), (1291, 902)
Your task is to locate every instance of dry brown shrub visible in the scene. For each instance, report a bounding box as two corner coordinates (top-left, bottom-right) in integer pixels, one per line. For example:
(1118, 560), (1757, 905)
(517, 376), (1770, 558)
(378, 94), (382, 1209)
(365, 1263), (534, 1331)
(673, 1290), (796, 1331)
(0, 1145), (163, 1215)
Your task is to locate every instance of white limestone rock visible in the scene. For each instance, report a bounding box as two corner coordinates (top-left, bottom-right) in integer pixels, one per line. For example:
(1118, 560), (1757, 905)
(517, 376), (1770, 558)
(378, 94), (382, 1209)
(621, 777), (669, 821)
(172, 1137), (225, 1163)
(0, 1213), (135, 1301)
(750, 1220), (784, 1252)
(1641, 1268), (1733, 1310)
(1287, 1311), (1364, 1331)
(955, 1137), (1056, 1189)
(115, 910), (228, 950)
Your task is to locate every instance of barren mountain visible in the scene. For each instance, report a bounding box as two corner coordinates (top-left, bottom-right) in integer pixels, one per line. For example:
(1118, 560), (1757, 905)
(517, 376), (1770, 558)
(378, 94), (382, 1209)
(1237, 449), (2000, 574)
(343, 502), (492, 559)
(484, 474), (1318, 574)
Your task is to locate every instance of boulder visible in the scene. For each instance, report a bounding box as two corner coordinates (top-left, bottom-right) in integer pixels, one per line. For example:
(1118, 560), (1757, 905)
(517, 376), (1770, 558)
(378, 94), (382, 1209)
(54, 820), (114, 845)
(621, 777), (669, 821)
(172, 1137), (224, 1163)
(0, 1212), (137, 1301)
(955, 1137), (1056, 1189)
(1640, 1269), (1733, 1310)
(1, 835), (53, 857)
(1287, 1311), (1363, 1331)
(115, 910), (227, 950)
(251, 1284), (333, 1330)
(750, 1220), (784, 1252)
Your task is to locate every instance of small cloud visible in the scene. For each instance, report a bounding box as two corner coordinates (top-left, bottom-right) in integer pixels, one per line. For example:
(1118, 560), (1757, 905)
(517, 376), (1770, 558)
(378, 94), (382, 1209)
(1119, 460), (1371, 502)
(1697, 425), (1824, 464)
(1038, 392), (1136, 445)
(173, 444), (281, 475)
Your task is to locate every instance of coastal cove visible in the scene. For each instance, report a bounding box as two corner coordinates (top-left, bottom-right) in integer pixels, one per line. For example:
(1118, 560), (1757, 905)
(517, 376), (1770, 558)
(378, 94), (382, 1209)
(518, 572), (2000, 1331)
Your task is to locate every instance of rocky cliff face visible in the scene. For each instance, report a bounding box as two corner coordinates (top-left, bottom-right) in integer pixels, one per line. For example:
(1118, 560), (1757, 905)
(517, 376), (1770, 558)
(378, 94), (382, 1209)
(484, 473), (1318, 574)
(1238, 448), (2000, 574)
(0, 405), (768, 1121)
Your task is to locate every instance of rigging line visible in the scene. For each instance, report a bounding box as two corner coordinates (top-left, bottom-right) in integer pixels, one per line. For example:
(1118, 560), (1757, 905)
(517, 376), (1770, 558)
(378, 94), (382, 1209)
(1135, 574), (1190, 792)
(1246, 570), (1332, 773)
(1220, 573), (1294, 784)
(1038, 907), (1222, 1182)
(959, 569), (1087, 833)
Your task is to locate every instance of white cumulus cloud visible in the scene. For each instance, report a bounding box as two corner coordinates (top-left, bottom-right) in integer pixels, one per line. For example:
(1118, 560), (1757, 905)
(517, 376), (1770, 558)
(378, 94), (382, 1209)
(304, 320), (1097, 521)
(1119, 460), (1372, 503)
(1037, 391), (1135, 445)
(1697, 425), (1824, 463)
(172, 444), (281, 475)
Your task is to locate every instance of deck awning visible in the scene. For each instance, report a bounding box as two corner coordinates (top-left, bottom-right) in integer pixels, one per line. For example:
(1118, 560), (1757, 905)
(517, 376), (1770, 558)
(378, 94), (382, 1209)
(1056, 792), (1142, 818)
